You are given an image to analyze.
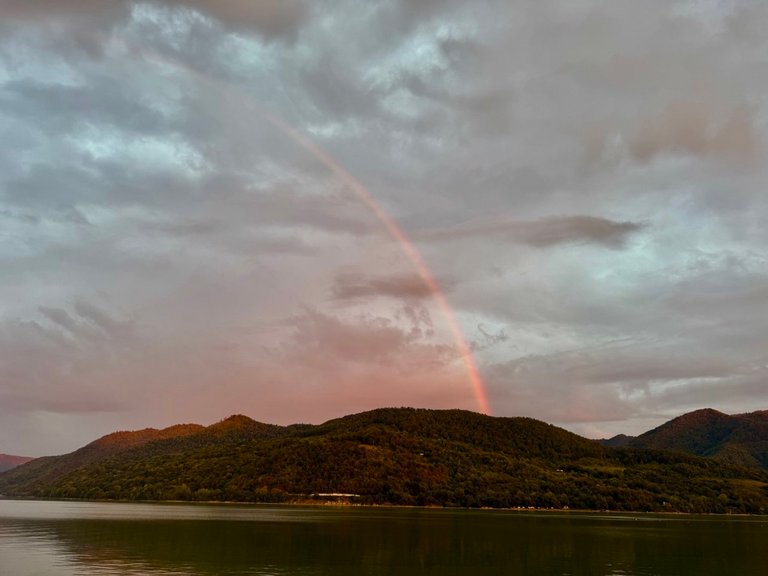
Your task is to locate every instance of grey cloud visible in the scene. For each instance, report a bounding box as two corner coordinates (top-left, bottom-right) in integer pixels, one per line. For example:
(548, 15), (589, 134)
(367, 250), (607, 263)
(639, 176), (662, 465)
(0, 77), (169, 136)
(637, 371), (768, 415)
(512, 216), (645, 248)
(0, 0), (129, 56)
(61, 207), (91, 226)
(245, 186), (373, 237)
(394, 36), (518, 136)
(330, 272), (451, 302)
(38, 307), (81, 337)
(497, 344), (746, 389)
(139, 216), (319, 256)
(172, 0), (308, 41)
(486, 357), (635, 425)
(484, 342), (753, 426)
(658, 272), (768, 355)
(424, 215), (645, 249)
(73, 301), (135, 342)
(245, 235), (317, 255)
(470, 324), (509, 353)
(0, 0), (125, 19)
(0, 209), (39, 224)
(3, 159), (196, 212)
(135, 176), (375, 240)
(0, 0), (308, 40)
(140, 219), (219, 238)
(37, 302), (136, 347)
(298, 56), (385, 123)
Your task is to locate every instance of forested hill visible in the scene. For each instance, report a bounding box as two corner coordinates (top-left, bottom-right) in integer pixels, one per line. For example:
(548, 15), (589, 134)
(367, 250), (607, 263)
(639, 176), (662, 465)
(606, 409), (768, 470)
(1, 408), (767, 514)
(0, 454), (34, 473)
(0, 423), (206, 494)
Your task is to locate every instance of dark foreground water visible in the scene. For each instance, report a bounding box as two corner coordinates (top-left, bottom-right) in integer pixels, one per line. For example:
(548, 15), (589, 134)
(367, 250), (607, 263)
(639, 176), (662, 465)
(1, 500), (767, 575)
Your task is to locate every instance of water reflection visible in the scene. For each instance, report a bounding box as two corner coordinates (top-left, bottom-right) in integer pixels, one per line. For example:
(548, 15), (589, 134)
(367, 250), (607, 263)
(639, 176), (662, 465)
(1, 501), (767, 575)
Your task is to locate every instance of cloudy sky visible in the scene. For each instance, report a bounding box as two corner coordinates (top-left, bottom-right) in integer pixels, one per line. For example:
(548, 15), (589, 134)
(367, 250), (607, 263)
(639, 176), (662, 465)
(2, 0), (767, 456)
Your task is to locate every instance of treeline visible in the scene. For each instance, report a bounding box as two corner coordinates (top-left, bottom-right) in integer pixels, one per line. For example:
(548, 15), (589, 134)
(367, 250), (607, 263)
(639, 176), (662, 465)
(3, 408), (768, 513)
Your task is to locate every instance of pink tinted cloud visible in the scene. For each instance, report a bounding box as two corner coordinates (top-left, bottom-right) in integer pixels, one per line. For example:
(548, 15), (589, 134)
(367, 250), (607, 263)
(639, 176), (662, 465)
(132, 307), (477, 429)
(630, 101), (759, 165)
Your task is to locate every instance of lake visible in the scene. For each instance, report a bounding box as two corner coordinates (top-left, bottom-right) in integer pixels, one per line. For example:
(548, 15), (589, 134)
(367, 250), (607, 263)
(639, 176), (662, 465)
(1, 500), (766, 575)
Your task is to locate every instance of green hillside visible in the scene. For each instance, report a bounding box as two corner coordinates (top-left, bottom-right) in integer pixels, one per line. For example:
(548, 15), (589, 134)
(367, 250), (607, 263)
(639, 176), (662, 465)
(2, 408), (767, 513)
(628, 409), (768, 469)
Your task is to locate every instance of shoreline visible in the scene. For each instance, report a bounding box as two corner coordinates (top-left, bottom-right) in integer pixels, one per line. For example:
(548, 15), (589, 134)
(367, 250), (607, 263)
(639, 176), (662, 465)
(1, 495), (764, 517)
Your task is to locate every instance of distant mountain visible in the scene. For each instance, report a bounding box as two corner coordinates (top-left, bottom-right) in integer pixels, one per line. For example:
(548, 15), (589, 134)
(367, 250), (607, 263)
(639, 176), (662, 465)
(599, 434), (634, 448)
(2, 408), (767, 513)
(0, 454), (34, 473)
(626, 409), (768, 469)
(0, 423), (205, 496)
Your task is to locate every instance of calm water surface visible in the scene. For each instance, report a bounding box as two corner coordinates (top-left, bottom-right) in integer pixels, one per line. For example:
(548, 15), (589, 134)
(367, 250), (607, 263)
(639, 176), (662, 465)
(1, 500), (766, 575)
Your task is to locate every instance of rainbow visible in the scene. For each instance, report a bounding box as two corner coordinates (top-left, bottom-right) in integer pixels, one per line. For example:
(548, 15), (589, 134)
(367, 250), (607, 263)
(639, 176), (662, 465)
(263, 115), (491, 415)
(138, 50), (491, 415)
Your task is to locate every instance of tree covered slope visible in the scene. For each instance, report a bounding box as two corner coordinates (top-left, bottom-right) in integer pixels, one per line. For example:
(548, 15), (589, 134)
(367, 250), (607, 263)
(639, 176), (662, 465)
(628, 409), (768, 469)
(2, 408), (767, 513)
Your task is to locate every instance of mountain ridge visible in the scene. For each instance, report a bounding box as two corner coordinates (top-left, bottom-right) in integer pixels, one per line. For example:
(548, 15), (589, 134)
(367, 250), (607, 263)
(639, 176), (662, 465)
(0, 454), (34, 473)
(2, 407), (768, 513)
(622, 408), (768, 469)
